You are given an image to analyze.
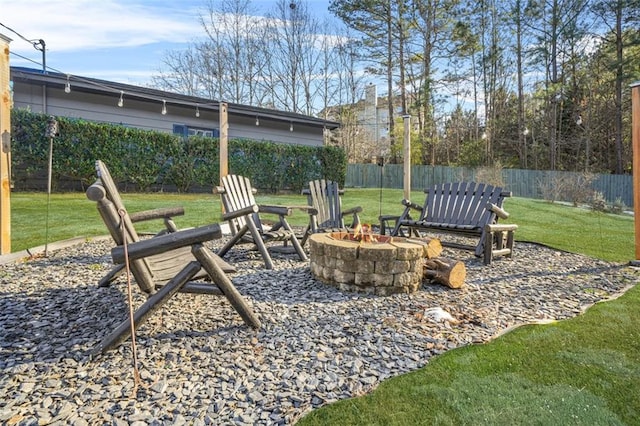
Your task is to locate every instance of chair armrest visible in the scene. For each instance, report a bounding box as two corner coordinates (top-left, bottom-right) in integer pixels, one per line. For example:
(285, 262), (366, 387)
(341, 206), (363, 216)
(289, 205), (319, 215)
(222, 205), (260, 221)
(111, 224), (222, 263)
(129, 207), (185, 223)
(258, 205), (292, 216)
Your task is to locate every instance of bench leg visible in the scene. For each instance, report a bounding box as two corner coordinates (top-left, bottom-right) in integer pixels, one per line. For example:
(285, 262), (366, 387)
(506, 230), (515, 259)
(483, 231), (493, 265)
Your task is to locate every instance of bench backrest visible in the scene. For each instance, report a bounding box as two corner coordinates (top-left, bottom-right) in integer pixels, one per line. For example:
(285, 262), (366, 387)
(422, 182), (509, 227)
(303, 179), (345, 229)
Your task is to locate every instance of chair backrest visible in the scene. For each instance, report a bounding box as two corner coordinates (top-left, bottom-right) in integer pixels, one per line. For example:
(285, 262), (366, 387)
(423, 182), (506, 227)
(94, 160), (141, 245)
(87, 160), (155, 293)
(305, 179), (345, 228)
(217, 174), (263, 234)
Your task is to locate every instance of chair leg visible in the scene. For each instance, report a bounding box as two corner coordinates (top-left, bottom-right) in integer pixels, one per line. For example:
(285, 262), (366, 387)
(246, 218), (274, 269)
(90, 261), (201, 357)
(280, 221), (308, 262)
(192, 245), (261, 329)
(299, 225), (311, 247)
(218, 225), (249, 258)
(98, 264), (125, 287)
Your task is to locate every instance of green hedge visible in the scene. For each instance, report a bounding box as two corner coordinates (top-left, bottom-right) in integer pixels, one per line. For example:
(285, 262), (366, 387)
(10, 109), (346, 193)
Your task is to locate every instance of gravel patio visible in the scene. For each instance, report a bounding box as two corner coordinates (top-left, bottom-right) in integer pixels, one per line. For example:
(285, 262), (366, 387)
(1, 235), (638, 425)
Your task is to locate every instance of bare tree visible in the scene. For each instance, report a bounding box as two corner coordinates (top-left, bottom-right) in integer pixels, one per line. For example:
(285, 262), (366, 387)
(152, 48), (204, 96)
(591, 0), (640, 173)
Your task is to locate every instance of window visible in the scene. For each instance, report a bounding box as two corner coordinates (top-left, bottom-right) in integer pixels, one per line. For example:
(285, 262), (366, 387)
(173, 124), (219, 138)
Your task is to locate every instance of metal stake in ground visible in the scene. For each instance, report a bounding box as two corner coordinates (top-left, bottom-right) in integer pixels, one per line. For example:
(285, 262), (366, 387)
(44, 116), (58, 257)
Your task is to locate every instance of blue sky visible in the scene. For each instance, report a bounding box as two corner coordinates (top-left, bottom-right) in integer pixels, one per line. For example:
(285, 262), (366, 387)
(1, 0), (334, 86)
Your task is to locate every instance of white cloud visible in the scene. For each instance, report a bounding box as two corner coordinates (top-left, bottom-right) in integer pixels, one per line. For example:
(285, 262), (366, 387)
(1, 0), (201, 54)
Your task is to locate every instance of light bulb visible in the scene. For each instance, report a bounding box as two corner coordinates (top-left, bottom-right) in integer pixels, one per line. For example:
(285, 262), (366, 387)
(256, 117), (260, 126)
(64, 76), (71, 93)
(289, 122), (294, 132)
(161, 100), (167, 115)
(118, 91), (124, 107)
(196, 105), (200, 117)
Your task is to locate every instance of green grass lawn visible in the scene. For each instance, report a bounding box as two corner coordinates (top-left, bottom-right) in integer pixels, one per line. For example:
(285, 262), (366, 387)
(9, 189), (635, 263)
(6, 189), (640, 424)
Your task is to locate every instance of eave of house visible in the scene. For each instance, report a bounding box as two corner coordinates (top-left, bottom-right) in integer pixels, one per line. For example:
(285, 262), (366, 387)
(10, 67), (340, 130)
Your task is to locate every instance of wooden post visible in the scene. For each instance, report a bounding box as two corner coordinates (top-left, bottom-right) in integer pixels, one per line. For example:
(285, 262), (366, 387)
(219, 102), (228, 184)
(0, 34), (12, 254)
(402, 114), (411, 200)
(632, 82), (640, 261)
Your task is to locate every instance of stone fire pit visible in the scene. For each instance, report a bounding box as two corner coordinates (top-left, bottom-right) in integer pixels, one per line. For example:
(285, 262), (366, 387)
(308, 231), (429, 295)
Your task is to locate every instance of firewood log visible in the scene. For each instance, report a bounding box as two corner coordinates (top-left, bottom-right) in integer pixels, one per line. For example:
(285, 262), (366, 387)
(423, 257), (466, 289)
(406, 237), (443, 259)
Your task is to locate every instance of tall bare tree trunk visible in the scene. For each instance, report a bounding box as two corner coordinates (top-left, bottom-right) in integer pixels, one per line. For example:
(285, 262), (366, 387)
(614, 2), (624, 174)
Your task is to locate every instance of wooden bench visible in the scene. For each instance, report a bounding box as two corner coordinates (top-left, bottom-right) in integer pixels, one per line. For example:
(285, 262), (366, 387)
(380, 182), (517, 264)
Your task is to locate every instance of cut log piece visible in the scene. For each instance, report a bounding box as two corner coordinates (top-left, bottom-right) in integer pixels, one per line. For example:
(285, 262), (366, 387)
(406, 237), (443, 259)
(423, 257), (466, 289)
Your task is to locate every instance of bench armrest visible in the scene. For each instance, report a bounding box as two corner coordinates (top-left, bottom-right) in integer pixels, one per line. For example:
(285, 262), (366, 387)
(487, 203), (510, 219)
(484, 223), (518, 232)
(401, 199), (423, 212)
(111, 224), (222, 263)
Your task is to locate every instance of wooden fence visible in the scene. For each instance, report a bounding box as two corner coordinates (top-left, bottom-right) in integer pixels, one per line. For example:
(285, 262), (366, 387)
(346, 164), (633, 207)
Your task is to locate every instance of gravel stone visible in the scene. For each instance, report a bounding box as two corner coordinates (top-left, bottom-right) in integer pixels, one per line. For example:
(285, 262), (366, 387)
(0, 235), (638, 425)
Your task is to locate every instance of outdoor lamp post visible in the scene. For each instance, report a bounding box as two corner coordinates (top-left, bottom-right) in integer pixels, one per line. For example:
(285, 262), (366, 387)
(44, 115), (58, 256)
(32, 38), (47, 112)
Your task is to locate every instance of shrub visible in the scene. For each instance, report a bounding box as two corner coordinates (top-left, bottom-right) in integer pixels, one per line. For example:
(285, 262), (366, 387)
(539, 172), (595, 206)
(10, 109), (346, 193)
(475, 160), (505, 187)
(590, 191), (607, 212)
(611, 197), (627, 215)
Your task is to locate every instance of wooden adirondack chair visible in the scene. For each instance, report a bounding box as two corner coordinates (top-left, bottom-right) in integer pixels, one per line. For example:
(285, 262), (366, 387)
(214, 174), (311, 269)
(87, 160), (260, 355)
(381, 182), (518, 264)
(300, 179), (362, 247)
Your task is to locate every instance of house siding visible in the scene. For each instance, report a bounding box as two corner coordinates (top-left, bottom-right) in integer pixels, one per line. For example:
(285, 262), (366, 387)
(11, 68), (333, 147)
